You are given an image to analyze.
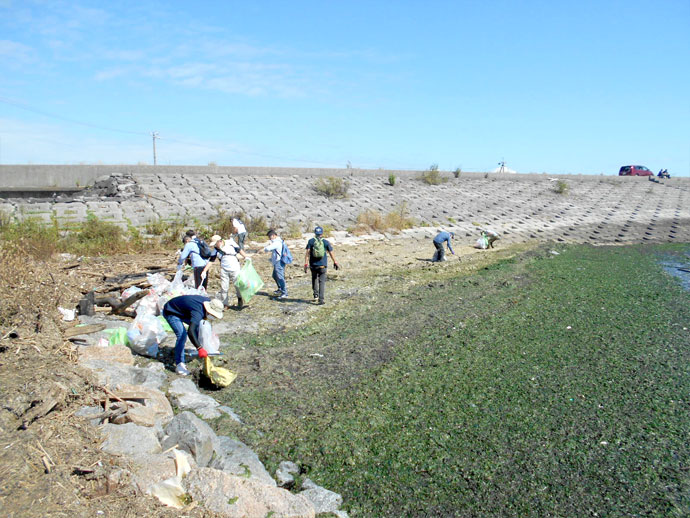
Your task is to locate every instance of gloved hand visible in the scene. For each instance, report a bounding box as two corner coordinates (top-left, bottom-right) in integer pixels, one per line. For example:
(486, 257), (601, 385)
(304, 264), (309, 273)
(334, 262), (340, 270)
(197, 348), (208, 359)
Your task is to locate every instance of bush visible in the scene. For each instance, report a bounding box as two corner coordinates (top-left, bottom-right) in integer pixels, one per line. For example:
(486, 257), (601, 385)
(314, 177), (349, 198)
(453, 167), (462, 178)
(553, 180), (569, 195)
(388, 173), (396, 186)
(353, 203), (416, 234)
(420, 164), (446, 185)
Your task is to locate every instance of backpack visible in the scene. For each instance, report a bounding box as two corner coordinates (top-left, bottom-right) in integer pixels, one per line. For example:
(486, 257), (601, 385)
(194, 238), (214, 260)
(311, 237), (326, 259)
(280, 242), (293, 265)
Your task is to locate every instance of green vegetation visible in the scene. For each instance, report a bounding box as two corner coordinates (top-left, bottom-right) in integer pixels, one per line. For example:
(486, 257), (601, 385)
(420, 164), (447, 185)
(554, 179), (569, 195)
(351, 202), (416, 234)
(314, 176), (350, 199)
(216, 244), (690, 517)
(453, 167), (462, 178)
(388, 173), (396, 186)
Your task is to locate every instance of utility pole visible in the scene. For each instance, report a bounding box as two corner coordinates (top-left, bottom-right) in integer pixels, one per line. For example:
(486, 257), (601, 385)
(151, 131), (159, 165)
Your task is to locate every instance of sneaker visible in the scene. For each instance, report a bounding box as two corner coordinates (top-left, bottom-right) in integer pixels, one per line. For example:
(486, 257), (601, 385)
(273, 289), (283, 295)
(175, 362), (190, 376)
(277, 293), (288, 299)
(237, 296), (244, 309)
(313, 293), (319, 299)
(317, 300), (325, 305)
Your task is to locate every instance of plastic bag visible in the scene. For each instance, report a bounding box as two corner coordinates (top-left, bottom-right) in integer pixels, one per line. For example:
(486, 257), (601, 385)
(475, 236), (489, 249)
(136, 291), (160, 316)
(102, 327), (130, 346)
(202, 356), (237, 388)
(147, 272), (171, 295)
(234, 259), (264, 303)
(170, 270), (185, 294)
(121, 286), (143, 301)
(198, 319), (220, 354)
(127, 313), (166, 357)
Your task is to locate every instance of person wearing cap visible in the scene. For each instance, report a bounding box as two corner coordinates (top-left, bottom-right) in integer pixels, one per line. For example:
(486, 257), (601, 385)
(162, 295), (224, 376)
(304, 226), (340, 305)
(263, 229), (288, 299)
(177, 233), (210, 289)
(432, 230), (455, 262)
(200, 234), (249, 309)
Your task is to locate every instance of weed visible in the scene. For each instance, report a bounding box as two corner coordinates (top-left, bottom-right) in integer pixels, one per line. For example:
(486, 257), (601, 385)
(453, 167), (462, 178)
(354, 203), (415, 234)
(208, 161), (218, 167)
(388, 173), (396, 186)
(283, 220), (303, 239)
(314, 177), (349, 199)
(447, 217), (456, 224)
(420, 164), (447, 185)
(553, 179), (569, 195)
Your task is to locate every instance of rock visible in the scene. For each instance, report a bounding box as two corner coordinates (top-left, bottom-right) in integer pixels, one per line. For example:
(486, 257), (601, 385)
(78, 344), (134, 366)
(74, 405), (102, 426)
(114, 383), (174, 427)
(82, 360), (167, 389)
(186, 467), (315, 518)
(211, 436), (276, 487)
(168, 378), (221, 419)
(100, 422), (161, 456)
(275, 461), (299, 487)
(161, 411), (217, 467)
(300, 478), (343, 515)
(218, 406), (243, 423)
(129, 450), (197, 495)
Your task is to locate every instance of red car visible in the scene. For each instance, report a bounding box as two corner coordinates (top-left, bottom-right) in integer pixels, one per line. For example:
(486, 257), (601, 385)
(619, 165), (653, 176)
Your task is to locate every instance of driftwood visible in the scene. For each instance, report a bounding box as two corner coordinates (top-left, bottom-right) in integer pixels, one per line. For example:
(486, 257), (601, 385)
(64, 324), (107, 338)
(95, 289), (149, 316)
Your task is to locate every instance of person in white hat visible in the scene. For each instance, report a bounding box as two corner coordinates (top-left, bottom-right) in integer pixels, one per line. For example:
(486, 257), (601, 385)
(200, 234), (250, 309)
(162, 295), (224, 376)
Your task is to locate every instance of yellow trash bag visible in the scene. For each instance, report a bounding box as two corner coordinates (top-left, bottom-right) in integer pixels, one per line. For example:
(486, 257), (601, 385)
(202, 356), (237, 388)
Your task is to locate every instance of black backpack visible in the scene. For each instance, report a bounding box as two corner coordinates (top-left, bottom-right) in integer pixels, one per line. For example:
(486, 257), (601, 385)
(193, 238), (214, 260)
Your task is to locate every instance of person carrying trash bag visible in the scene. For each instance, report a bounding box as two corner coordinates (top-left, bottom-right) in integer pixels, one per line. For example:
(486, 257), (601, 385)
(162, 295), (223, 376)
(200, 234), (249, 309)
(432, 230), (455, 262)
(304, 226), (340, 305)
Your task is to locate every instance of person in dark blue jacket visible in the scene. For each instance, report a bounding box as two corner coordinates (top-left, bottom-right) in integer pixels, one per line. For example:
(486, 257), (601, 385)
(432, 231), (455, 262)
(162, 295), (223, 376)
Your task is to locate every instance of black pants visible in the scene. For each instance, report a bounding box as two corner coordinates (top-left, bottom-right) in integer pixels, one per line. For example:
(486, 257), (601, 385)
(311, 266), (327, 303)
(433, 241), (445, 262)
(194, 266), (208, 289)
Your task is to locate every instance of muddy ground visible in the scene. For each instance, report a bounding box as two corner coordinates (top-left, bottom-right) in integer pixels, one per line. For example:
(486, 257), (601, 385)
(0, 233), (546, 518)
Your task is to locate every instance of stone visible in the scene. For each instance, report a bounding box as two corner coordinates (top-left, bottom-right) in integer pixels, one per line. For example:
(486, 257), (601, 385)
(100, 422), (161, 456)
(186, 467), (315, 518)
(211, 436), (276, 487)
(299, 478), (343, 515)
(161, 411), (217, 467)
(129, 450), (197, 495)
(74, 405), (103, 426)
(218, 406), (243, 423)
(168, 378), (221, 418)
(275, 461), (299, 487)
(78, 344), (134, 366)
(82, 360), (167, 390)
(113, 383), (174, 427)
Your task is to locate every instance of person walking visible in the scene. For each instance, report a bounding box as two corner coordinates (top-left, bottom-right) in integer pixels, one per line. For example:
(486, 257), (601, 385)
(177, 234), (210, 289)
(232, 218), (248, 250)
(264, 229), (288, 299)
(304, 226), (340, 305)
(162, 295), (224, 376)
(432, 230), (455, 262)
(200, 234), (249, 309)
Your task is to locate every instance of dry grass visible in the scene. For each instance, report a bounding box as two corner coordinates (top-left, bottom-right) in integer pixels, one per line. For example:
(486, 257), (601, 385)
(352, 203), (416, 235)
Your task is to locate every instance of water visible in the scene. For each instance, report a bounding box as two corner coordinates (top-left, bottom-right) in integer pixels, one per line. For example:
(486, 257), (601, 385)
(659, 250), (690, 291)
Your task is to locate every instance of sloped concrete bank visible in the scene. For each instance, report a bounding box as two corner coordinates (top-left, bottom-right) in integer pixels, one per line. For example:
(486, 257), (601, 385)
(1, 168), (688, 245)
(73, 316), (347, 517)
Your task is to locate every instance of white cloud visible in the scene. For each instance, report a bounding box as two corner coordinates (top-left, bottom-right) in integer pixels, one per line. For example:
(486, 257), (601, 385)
(0, 39), (33, 63)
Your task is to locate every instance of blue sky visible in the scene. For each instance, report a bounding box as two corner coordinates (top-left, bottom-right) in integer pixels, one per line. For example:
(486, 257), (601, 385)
(1, 0), (688, 175)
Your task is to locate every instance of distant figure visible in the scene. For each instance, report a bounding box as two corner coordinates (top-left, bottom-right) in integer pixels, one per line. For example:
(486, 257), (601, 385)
(232, 218), (248, 250)
(263, 229), (288, 299)
(432, 231), (455, 262)
(201, 234), (249, 309)
(658, 169), (670, 179)
(304, 226), (340, 305)
(177, 234), (210, 289)
(475, 229), (499, 249)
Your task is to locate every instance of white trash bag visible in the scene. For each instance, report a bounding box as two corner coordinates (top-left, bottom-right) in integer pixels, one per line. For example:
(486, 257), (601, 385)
(127, 313), (167, 357)
(198, 319), (220, 354)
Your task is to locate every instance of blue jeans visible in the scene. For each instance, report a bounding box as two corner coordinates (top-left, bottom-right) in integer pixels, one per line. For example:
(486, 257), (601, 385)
(272, 262), (287, 295)
(163, 312), (189, 365)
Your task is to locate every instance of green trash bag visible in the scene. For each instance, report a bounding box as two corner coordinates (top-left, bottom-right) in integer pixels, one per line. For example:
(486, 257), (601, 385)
(234, 259), (264, 303)
(102, 327), (130, 346)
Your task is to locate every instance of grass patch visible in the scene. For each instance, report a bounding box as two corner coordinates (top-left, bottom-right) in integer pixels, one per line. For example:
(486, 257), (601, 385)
(351, 203), (417, 234)
(314, 177), (349, 199)
(420, 164), (447, 185)
(553, 179), (569, 195)
(216, 244), (690, 517)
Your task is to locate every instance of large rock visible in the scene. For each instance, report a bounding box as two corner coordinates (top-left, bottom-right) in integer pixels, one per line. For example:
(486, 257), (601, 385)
(211, 436), (276, 487)
(275, 460), (300, 488)
(168, 378), (221, 419)
(100, 422), (161, 456)
(161, 411), (217, 467)
(300, 478), (343, 515)
(83, 360), (167, 389)
(114, 383), (174, 427)
(78, 344), (134, 366)
(129, 450), (197, 495)
(186, 467), (315, 518)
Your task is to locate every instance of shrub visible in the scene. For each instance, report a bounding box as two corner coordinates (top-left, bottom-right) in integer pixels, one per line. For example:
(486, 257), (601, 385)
(553, 180), (569, 195)
(354, 203), (416, 234)
(420, 164), (446, 185)
(283, 220), (303, 239)
(314, 177), (349, 198)
(453, 167), (462, 178)
(388, 173), (396, 186)
(383, 202), (416, 231)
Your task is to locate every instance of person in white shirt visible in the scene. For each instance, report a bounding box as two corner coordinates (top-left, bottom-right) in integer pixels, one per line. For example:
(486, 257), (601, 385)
(201, 234), (249, 308)
(232, 218), (248, 250)
(263, 229), (287, 299)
